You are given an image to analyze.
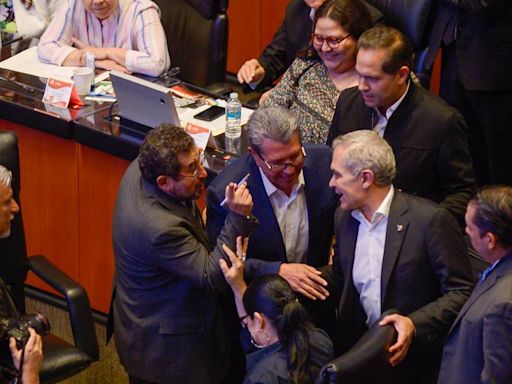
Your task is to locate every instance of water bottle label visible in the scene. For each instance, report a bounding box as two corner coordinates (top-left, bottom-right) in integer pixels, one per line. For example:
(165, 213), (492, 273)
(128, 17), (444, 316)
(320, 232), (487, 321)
(227, 111), (241, 119)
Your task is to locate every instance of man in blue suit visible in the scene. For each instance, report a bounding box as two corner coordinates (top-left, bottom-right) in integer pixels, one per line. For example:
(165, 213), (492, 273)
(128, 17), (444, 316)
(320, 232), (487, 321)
(438, 185), (512, 384)
(207, 106), (338, 331)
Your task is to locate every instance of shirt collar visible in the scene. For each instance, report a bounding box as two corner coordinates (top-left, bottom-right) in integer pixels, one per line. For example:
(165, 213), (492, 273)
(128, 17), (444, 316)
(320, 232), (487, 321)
(352, 185), (394, 224)
(375, 81), (410, 121)
(309, 8), (316, 20)
(259, 167), (305, 197)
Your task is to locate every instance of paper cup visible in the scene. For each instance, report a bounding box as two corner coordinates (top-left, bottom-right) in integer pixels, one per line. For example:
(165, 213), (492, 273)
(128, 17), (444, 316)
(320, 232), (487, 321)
(72, 67), (94, 95)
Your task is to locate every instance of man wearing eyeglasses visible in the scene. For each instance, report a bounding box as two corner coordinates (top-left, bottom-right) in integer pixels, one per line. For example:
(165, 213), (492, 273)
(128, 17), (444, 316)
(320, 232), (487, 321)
(207, 106), (338, 335)
(327, 26), (477, 227)
(111, 124), (257, 384)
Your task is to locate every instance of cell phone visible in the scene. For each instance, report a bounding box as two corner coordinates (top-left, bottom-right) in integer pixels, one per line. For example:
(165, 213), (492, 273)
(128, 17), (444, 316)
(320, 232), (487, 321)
(194, 106), (224, 121)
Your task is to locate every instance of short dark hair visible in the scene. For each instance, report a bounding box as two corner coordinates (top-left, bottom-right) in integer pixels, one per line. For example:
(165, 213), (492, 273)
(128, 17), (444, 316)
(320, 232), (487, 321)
(470, 185), (512, 248)
(303, 0), (372, 59)
(138, 124), (195, 184)
(357, 26), (414, 74)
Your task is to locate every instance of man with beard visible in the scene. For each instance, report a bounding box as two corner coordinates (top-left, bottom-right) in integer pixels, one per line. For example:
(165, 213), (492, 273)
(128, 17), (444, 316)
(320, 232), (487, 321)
(111, 124), (257, 383)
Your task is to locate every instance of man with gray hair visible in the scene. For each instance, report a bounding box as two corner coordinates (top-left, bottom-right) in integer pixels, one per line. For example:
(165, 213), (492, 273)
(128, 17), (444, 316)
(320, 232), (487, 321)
(0, 166), (19, 239)
(207, 106), (338, 332)
(327, 130), (474, 383)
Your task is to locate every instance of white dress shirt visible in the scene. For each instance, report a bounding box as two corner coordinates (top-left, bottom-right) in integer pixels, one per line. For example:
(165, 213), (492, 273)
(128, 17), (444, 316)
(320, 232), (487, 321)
(259, 168), (309, 264)
(372, 81), (410, 137)
(352, 186), (394, 326)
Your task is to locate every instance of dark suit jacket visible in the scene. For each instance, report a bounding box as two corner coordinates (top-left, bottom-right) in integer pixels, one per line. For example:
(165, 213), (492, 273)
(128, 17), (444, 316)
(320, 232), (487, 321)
(328, 82), (477, 226)
(112, 160), (256, 383)
(327, 191), (474, 382)
(438, 252), (512, 384)
(425, 0), (512, 91)
(257, 0), (384, 89)
(206, 144), (337, 278)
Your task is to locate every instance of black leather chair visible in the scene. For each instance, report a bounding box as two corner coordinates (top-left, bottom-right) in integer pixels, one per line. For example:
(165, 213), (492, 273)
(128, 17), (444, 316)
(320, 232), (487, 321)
(316, 309), (398, 384)
(154, 0), (229, 88)
(366, 0), (436, 87)
(0, 131), (99, 383)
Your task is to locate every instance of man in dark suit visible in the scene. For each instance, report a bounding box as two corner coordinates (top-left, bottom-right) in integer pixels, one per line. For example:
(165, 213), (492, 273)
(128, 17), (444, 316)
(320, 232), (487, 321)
(0, 164), (43, 384)
(207, 106), (337, 331)
(327, 130), (474, 383)
(425, 1), (512, 186)
(327, 26), (477, 226)
(236, 0), (383, 92)
(111, 125), (257, 384)
(438, 185), (512, 384)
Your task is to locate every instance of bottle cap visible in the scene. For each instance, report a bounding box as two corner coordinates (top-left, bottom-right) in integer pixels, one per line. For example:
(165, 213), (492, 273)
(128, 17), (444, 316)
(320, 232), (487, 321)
(230, 92), (238, 99)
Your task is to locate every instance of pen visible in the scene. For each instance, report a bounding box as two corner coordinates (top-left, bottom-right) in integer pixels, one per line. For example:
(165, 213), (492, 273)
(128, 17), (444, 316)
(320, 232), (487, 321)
(220, 173), (251, 207)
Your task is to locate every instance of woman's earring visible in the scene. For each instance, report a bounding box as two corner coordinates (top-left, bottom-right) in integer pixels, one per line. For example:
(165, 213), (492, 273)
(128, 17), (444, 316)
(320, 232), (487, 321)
(250, 329), (270, 349)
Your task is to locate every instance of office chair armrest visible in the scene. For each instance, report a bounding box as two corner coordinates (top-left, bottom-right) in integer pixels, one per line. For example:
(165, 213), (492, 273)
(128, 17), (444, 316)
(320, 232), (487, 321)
(28, 255), (99, 361)
(317, 309), (399, 384)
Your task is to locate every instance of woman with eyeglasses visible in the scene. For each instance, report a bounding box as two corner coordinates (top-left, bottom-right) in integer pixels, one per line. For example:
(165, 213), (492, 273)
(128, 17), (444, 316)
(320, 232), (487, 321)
(220, 238), (333, 384)
(261, 0), (372, 144)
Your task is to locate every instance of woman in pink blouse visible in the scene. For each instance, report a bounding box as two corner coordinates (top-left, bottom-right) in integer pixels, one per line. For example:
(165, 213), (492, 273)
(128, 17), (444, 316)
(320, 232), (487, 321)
(37, 0), (170, 77)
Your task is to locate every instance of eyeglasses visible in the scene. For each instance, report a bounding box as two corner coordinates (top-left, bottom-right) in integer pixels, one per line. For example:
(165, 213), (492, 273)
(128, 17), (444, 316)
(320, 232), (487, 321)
(177, 151), (205, 179)
(311, 33), (351, 49)
(257, 147), (306, 173)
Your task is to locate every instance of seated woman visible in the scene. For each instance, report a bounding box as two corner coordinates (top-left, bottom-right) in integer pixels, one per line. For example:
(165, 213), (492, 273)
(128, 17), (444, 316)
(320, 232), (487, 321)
(262, 0), (372, 144)
(37, 0), (170, 77)
(220, 239), (333, 384)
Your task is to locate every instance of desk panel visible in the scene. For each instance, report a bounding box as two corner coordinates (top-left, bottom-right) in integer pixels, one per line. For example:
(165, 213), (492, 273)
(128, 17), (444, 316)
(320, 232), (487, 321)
(78, 145), (128, 312)
(0, 120), (80, 288)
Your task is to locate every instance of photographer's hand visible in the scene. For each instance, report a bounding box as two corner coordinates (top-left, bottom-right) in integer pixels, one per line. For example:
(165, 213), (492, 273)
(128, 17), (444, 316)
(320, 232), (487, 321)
(10, 328), (43, 384)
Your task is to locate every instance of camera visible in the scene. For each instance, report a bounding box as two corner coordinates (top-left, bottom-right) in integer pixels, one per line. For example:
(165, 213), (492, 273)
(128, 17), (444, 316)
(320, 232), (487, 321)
(0, 313), (50, 349)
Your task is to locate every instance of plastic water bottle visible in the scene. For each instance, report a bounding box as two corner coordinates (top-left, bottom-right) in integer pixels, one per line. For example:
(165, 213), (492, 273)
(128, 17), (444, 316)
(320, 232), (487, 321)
(225, 92), (242, 139)
(85, 52), (95, 92)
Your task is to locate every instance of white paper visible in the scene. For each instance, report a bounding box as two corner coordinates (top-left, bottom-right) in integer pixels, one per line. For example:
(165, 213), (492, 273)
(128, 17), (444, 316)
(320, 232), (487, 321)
(0, 46), (80, 79)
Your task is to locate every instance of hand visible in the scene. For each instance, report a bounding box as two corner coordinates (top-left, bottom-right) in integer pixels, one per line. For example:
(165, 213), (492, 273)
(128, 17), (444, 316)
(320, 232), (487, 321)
(219, 236), (248, 294)
(379, 314), (416, 366)
(237, 59), (265, 84)
(258, 89), (272, 105)
(279, 263), (329, 300)
(10, 328), (43, 384)
(225, 182), (253, 217)
(95, 59), (129, 73)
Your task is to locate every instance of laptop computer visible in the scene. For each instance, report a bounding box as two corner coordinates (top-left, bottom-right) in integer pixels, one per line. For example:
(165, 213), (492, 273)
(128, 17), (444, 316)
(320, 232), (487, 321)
(110, 70), (180, 129)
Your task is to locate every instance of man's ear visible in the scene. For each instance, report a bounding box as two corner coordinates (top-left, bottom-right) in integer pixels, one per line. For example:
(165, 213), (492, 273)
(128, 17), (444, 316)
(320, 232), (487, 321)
(397, 65), (410, 84)
(156, 175), (176, 195)
(485, 232), (498, 251)
(360, 169), (375, 189)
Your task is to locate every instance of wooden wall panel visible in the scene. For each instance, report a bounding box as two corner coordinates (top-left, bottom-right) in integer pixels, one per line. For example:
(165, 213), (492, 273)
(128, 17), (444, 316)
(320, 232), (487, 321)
(78, 146), (129, 313)
(0, 122), (80, 290)
(226, 0), (289, 73)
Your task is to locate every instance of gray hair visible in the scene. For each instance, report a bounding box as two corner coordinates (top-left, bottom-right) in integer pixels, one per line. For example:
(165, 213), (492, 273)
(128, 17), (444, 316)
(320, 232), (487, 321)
(332, 130), (396, 186)
(470, 185), (512, 248)
(0, 165), (12, 187)
(247, 106), (301, 154)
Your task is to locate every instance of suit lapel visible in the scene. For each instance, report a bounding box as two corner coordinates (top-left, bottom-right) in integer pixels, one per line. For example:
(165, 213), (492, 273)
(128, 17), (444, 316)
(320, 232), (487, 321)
(142, 178), (211, 249)
(449, 253), (512, 333)
(248, 159), (287, 260)
(381, 192), (409, 302)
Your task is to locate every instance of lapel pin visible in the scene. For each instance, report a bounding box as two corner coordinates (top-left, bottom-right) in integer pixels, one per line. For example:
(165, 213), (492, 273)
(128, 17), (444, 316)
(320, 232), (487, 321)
(396, 224), (404, 232)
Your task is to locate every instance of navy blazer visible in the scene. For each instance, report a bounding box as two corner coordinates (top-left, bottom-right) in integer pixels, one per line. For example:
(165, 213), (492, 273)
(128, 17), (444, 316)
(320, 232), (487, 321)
(206, 144), (337, 279)
(438, 253), (512, 384)
(327, 191), (474, 382)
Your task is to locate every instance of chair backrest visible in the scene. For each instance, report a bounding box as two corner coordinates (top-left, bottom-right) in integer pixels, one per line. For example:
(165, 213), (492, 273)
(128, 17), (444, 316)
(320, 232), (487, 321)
(0, 131), (99, 382)
(365, 0), (436, 86)
(0, 131), (28, 312)
(316, 309), (398, 384)
(154, 0), (229, 87)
